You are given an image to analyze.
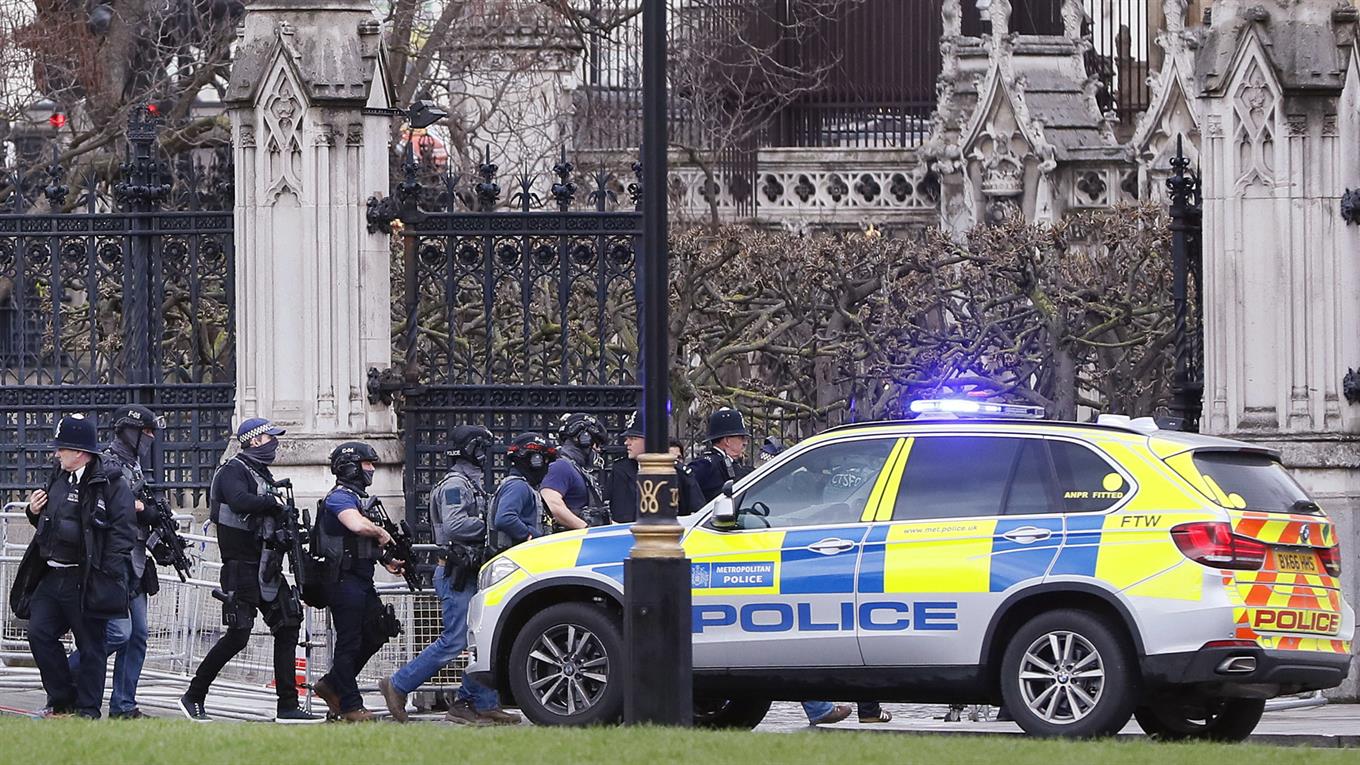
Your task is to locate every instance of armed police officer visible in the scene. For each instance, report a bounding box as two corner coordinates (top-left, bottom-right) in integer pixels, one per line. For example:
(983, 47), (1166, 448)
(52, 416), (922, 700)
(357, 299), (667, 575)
(311, 442), (404, 722)
(688, 407), (754, 503)
(606, 411), (703, 522)
(181, 418), (319, 723)
(65, 405), (164, 719)
(12, 414), (136, 719)
(540, 413), (609, 530)
(379, 426), (520, 726)
(490, 433), (557, 551)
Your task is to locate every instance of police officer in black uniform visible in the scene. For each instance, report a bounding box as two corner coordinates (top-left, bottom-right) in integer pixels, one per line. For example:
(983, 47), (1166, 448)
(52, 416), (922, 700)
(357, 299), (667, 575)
(181, 418), (319, 723)
(606, 411), (703, 522)
(312, 441), (404, 722)
(688, 407), (754, 503)
(66, 405), (164, 719)
(540, 413), (609, 530)
(14, 414), (136, 719)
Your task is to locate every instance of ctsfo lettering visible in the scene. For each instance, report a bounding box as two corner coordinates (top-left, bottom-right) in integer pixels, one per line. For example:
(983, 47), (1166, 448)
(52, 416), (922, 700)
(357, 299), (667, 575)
(692, 600), (959, 633)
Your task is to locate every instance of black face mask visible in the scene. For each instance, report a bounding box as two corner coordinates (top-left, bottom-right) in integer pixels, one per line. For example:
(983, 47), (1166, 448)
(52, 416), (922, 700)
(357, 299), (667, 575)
(243, 439), (279, 465)
(523, 465), (550, 486)
(362, 468), (376, 487)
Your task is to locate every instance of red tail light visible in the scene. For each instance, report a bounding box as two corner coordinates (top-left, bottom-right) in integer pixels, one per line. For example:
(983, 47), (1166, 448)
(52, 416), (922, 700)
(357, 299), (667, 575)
(1319, 545), (1342, 577)
(1170, 522), (1267, 570)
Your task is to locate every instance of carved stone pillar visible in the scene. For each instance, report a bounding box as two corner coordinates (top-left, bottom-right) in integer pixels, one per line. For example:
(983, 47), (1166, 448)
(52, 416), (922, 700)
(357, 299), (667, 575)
(225, 0), (398, 504)
(1194, 0), (1360, 698)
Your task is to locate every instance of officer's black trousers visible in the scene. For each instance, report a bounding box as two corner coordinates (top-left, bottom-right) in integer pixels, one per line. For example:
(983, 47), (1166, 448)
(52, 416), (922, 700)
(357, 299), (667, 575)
(187, 560), (300, 711)
(321, 573), (387, 713)
(26, 568), (110, 718)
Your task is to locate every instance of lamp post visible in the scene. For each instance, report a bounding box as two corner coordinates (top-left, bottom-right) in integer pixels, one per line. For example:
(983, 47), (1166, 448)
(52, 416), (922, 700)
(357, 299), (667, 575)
(624, 0), (693, 726)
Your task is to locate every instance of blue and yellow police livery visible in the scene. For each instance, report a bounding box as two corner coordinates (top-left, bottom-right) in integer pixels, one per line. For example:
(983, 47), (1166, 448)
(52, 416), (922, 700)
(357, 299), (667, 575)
(466, 402), (1353, 739)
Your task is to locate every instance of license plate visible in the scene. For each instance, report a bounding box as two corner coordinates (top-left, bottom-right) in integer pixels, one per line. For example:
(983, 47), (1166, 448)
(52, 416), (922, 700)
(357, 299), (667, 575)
(1274, 550), (1319, 574)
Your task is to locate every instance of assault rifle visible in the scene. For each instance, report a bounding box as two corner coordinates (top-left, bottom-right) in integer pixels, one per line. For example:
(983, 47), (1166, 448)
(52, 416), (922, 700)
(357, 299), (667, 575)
(264, 478), (311, 592)
(361, 497), (420, 592)
(139, 482), (193, 582)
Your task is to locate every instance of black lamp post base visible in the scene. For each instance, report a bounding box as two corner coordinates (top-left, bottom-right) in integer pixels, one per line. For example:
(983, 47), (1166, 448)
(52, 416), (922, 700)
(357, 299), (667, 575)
(623, 554), (694, 726)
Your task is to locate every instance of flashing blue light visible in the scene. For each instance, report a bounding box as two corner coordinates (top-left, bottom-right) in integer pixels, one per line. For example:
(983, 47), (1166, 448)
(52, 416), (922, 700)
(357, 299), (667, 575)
(909, 399), (1046, 420)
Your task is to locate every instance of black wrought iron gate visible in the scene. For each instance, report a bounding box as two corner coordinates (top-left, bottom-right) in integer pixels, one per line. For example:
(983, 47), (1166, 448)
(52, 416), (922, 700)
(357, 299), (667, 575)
(369, 155), (643, 535)
(0, 111), (235, 504)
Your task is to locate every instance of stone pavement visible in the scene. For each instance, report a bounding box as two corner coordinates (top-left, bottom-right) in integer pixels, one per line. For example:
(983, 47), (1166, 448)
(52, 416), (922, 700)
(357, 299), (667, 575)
(2, 686), (1357, 746)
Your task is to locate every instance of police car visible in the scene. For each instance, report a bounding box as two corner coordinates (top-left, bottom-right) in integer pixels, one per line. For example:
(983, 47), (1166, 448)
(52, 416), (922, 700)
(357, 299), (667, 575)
(466, 401), (1354, 739)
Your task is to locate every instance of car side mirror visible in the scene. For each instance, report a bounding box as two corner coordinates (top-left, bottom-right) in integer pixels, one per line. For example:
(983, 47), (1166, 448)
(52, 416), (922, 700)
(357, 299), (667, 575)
(711, 494), (737, 529)
(721, 480), (735, 497)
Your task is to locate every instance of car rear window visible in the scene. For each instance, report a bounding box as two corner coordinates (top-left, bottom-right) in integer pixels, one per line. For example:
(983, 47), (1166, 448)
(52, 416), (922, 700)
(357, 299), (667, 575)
(1187, 451), (1314, 514)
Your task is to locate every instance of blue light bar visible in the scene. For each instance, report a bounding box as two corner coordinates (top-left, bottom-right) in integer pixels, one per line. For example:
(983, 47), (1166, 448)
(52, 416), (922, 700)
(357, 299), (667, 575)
(909, 399), (1046, 419)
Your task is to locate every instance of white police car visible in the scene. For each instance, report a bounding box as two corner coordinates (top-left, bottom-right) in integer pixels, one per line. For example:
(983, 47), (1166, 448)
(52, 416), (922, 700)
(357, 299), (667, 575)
(466, 401), (1353, 739)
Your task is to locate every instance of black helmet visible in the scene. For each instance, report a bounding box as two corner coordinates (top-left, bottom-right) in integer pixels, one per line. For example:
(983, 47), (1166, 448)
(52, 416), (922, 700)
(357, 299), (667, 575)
(506, 432), (557, 471)
(114, 404), (165, 432)
(705, 407), (750, 442)
(52, 414), (100, 454)
(620, 411), (643, 439)
(448, 424), (493, 467)
(330, 441), (379, 487)
(557, 412), (609, 449)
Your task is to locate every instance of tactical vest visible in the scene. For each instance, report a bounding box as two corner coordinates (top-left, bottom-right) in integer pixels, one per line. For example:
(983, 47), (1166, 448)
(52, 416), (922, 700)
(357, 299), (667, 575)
(315, 486), (379, 577)
(105, 450), (149, 579)
(209, 456), (269, 532)
(559, 453), (605, 512)
(40, 473), (85, 564)
(429, 468), (488, 547)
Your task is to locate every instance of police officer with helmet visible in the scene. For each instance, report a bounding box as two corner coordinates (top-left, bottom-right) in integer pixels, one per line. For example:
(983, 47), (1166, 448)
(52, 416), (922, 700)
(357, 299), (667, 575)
(490, 433), (557, 551)
(65, 404), (164, 719)
(540, 413), (609, 531)
(181, 418), (319, 723)
(12, 414), (136, 719)
(311, 441), (404, 722)
(379, 426), (520, 725)
(688, 407), (754, 503)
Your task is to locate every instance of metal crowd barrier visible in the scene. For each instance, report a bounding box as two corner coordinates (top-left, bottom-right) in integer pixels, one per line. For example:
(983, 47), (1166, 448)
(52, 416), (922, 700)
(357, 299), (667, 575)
(0, 504), (463, 720)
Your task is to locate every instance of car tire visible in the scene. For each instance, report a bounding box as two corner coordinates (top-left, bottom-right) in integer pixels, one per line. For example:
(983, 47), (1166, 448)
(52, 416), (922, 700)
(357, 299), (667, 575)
(693, 697), (772, 729)
(1134, 698), (1265, 742)
(999, 609), (1137, 738)
(507, 601), (624, 726)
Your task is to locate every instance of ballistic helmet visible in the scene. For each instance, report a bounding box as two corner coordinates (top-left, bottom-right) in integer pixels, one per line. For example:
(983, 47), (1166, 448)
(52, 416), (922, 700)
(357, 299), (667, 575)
(448, 425), (494, 467)
(557, 413), (609, 449)
(330, 441), (379, 486)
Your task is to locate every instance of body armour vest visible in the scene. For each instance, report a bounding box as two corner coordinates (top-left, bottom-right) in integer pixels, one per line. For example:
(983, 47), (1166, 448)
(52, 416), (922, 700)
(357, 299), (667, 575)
(316, 486), (379, 574)
(40, 474), (85, 565)
(209, 456), (270, 532)
(429, 467), (488, 547)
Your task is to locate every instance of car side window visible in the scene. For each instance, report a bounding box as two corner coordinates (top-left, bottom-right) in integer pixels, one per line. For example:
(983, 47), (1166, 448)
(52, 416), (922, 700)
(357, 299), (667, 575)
(893, 436), (1052, 520)
(1049, 440), (1128, 513)
(734, 438), (897, 529)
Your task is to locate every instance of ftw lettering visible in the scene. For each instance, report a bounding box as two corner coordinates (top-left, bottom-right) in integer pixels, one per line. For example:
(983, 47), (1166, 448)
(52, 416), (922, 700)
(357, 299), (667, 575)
(1251, 609), (1340, 636)
(692, 601), (959, 633)
(1119, 515), (1162, 528)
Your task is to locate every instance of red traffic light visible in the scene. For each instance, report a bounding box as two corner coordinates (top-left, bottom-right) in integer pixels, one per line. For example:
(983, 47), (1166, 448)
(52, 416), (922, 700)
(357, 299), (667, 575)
(49, 113), (67, 129)
(146, 103), (159, 115)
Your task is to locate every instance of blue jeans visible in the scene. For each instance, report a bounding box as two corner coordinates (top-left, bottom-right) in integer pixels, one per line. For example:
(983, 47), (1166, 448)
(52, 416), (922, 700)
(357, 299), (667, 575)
(802, 701), (835, 722)
(391, 564), (499, 712)
(70, 591), (147, 714)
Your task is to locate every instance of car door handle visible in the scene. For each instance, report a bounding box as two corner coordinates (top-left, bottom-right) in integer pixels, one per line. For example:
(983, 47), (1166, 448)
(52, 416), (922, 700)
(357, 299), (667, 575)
(1001, 526), (1053, 544)
(806, 538), (857, 556)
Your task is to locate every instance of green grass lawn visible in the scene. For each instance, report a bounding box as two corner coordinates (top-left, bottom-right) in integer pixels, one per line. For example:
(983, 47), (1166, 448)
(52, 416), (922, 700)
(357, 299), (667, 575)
(0, 718), (1354, 765)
